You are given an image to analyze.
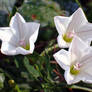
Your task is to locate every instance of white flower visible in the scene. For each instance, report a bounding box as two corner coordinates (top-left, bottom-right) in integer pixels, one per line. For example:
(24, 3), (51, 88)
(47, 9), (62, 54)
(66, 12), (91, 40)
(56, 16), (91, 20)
(0, 12), (40, 55)
(53, 36), (92, 85)
(54, 8), (92, 48)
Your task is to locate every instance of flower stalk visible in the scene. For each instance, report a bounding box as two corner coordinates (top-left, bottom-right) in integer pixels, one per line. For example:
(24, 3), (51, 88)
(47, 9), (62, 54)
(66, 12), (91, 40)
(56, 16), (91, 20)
(75, 0), (83, 9)
(40, 44), (59, 56)
(70, 85), (92, 92)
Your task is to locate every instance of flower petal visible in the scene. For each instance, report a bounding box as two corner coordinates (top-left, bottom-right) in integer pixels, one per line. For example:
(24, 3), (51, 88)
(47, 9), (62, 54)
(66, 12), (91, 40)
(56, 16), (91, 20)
(1, 42), (17, 55)
(53, 49), (70, 70)
(64, 69), (92, 84)
(16, 47), (31, 55)
(69, 36), (89, 62)
(15, 39), (35, 55)
(10, 12), (26, 40)
(81, 52), (92, 77)
(25, 22), (40, 43)
(1, 41), (34, 55)
(76, 22), (92, 46)
(64, 69), (81, 85)
(81, 72), (92, 83)
(0, 27), (19, 46)
(0, 27), (12, 41)
(29, 37), (35, 54)
(57, 35), (69, 48)
(67, 8), (87, 33)
(54, 16), (71, 34)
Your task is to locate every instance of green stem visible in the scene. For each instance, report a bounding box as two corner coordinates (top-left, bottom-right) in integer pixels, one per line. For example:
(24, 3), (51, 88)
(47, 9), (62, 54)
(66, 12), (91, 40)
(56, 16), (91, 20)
(40, 44), (59, 56)
(0, 68), (12, 79)
(15, 85), (22, 92)
(70, 85), (92, 92)
(75, 0), (88, 19)
(56, 83), (92, 92)
(75, 0), (83, 9)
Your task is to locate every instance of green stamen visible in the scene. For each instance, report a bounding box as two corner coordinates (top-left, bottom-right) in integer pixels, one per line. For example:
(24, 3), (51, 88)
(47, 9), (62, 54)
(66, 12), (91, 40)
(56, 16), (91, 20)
(63, 33), (73, 43)
(70, 65), (80, 75)
(19, 40), (30, 50)
(21, 44), (30, 50)
(25, 44), (30, 50)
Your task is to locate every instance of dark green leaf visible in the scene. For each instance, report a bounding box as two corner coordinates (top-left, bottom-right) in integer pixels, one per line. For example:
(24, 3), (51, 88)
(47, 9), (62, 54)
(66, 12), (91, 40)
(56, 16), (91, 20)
(23, 57), (40, 78)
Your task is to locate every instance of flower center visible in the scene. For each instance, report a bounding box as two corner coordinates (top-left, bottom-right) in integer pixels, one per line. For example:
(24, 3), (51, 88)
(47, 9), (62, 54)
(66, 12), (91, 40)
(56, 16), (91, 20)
(70, 63), (80, 75)
(19, 40), (30, 50)
(62, 32), (74, 43)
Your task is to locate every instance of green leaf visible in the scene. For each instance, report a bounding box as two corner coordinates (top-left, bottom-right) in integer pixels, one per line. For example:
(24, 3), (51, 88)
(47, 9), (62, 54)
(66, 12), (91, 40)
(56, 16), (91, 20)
(14, 59), (19, 68)
(0, 73), (5, 89)
(23, 57), (40, 78)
